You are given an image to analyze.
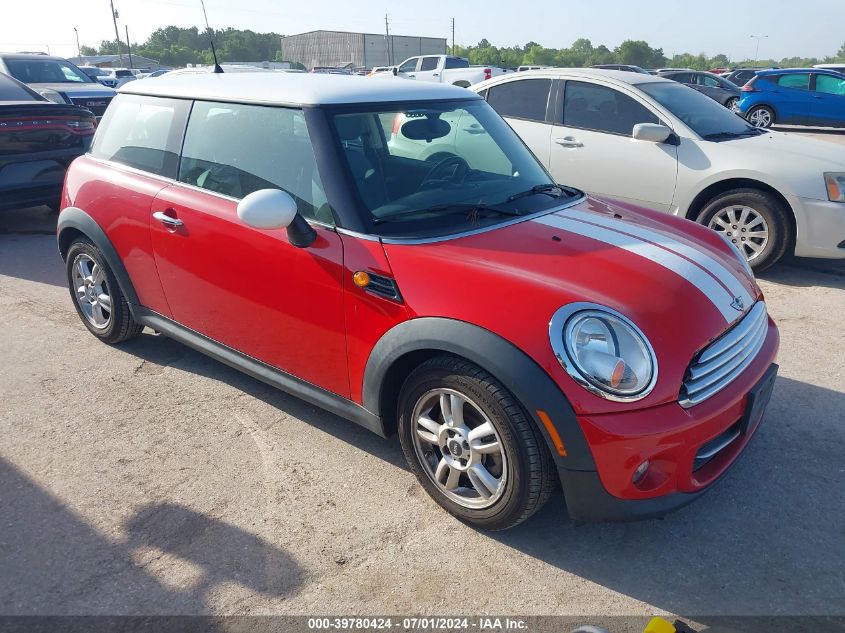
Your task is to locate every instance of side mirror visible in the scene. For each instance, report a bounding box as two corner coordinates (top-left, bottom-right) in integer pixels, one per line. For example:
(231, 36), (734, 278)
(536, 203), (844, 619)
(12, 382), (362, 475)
(392, 67), (398, 76)
(632, 123), (672, 143)
(237, 189), (316, 248)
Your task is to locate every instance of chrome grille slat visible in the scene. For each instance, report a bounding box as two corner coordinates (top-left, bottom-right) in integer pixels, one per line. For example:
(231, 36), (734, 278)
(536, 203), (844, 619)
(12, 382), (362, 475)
(680, 302), (768, 408)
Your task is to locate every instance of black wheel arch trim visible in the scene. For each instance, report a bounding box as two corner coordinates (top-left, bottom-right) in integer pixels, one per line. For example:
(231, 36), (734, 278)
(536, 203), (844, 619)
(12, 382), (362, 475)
(362, 317), (597, 473)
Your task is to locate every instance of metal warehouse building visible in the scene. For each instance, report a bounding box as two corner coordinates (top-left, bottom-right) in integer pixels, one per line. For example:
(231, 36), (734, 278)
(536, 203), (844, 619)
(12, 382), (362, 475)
(280, 30), (447, 70)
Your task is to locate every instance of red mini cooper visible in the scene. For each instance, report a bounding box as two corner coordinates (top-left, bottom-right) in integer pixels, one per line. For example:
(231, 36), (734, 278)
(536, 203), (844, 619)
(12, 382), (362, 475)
(59, 73), (779, 529)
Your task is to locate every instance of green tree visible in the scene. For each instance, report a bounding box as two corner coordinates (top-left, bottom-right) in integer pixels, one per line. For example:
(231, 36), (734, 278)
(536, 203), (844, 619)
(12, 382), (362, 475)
(615, 40), (665, 68)
(79, 45), (98, 56)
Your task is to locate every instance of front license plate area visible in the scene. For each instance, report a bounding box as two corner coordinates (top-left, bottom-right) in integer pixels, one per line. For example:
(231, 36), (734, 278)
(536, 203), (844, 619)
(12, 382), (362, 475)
(740, 363), (778, 436)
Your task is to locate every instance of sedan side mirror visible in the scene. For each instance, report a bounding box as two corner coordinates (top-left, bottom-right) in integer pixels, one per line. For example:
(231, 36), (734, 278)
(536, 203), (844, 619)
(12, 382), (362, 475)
(237, 189), (316, 248)
(392, 67), (398, 76)
(632, 123), (673, 143)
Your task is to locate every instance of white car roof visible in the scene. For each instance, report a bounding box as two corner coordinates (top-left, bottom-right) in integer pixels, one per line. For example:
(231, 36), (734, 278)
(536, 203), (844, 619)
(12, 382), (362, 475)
(472, 67), (671, 93)
(120, 71), (480, 107)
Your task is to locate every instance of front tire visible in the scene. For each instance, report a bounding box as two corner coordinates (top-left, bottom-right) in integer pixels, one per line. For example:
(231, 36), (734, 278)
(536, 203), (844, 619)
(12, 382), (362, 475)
(397, 355), (556, 530)
(696, 188), (791, 272)
(66, 238), (143, 344)
(725, 96), (739, 111)
(747, 105), (774, 128)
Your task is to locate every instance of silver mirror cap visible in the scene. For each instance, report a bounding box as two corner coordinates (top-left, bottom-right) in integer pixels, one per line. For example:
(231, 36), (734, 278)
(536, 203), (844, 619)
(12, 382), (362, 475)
(237, 189), (298, 230)
(632, 123), (672, 143)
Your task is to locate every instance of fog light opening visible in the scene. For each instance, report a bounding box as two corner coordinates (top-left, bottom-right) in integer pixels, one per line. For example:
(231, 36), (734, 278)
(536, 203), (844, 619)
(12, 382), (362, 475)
(632, 460), (650, 485)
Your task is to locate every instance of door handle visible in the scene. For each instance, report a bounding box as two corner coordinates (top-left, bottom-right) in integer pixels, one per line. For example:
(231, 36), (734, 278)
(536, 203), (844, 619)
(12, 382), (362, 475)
(153, 210), (183, 228)
(555, 136), (584, 148)
(432, 73), (439, 77)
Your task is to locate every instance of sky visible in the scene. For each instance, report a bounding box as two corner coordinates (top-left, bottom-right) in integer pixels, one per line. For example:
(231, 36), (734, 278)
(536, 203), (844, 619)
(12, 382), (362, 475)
(1, 0), (842, 61)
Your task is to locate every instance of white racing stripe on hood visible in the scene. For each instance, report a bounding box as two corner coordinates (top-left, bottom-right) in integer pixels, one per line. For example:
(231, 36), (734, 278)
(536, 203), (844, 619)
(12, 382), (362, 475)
(561, 208), (754, 310)
(535, 213), (747, 323)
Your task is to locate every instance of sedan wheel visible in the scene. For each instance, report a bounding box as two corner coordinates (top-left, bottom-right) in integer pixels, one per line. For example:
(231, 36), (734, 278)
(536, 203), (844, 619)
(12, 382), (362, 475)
(411, 388), (507, 509)
(708, 205), (770, 263)
(71, 253), (113, 329)
(747, 106), (774, 128)
(725, 97), (739, 111)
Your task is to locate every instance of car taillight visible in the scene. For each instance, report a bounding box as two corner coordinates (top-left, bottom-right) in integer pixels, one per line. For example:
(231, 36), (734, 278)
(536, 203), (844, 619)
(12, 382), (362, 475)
(484, 68), (492, 80)
(0, 116), (96, 135)
(392, 113), (406, 135)
(741, 84), (756, 92)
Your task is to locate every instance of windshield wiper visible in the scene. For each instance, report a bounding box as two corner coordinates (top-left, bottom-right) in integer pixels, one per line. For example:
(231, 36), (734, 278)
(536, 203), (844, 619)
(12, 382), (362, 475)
(703, 129), (764, 140)
(373, 203), (525, 225)
(506, 183), (567, 203)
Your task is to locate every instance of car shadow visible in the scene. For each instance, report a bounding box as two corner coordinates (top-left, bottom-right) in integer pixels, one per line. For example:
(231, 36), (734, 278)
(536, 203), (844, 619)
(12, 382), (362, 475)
(487, 375), (845, 617)
(0, 456), (304, 617)
(758, 255), (845, 290)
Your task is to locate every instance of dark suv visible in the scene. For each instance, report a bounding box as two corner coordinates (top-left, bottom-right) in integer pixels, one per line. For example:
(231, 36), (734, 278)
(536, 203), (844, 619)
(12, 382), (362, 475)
(0, 53), (116, 118)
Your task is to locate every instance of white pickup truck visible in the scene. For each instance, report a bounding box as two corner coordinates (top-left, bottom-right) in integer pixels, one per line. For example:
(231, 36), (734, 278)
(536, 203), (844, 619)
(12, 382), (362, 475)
(384, 55), (509, 87)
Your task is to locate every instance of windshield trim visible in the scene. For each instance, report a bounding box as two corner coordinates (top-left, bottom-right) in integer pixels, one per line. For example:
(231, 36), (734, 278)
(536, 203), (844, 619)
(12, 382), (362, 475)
(378, 192), (586, 245)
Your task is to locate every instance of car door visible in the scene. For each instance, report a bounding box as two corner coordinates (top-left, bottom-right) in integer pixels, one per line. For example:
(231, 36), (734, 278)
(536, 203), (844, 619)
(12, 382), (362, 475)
(548, 79), (678, 212)
(771, 73), (812, 124)
(396, 57), (420, 79)
(414, 56), (442, 82)
(695, 73), (725, 103)
(484, 77), (554, 167)
(148, 100), (350, 397)
(809, 73), (845, 127)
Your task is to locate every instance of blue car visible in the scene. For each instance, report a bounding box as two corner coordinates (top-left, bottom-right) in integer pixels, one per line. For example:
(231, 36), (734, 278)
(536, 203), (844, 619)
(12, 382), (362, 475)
(737, 68), (845, 128)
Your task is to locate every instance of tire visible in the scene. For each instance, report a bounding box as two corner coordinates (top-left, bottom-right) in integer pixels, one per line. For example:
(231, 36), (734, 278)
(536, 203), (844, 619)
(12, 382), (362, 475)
(746, 105), (774, 128)
(397, 354), (556, 530)
(66, 238), (144, 344)
(695, 188), (791, 273)
(725, 96), (739, 111)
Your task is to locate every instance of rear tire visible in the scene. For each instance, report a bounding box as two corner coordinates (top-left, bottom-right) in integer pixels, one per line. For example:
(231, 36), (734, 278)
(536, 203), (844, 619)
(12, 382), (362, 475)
(397, 355), (556, 530)
(696, 188), (791, 272)
(747, 105), (774, 128)
(725, 96), (739, 111)
(66, 238), (144, 344)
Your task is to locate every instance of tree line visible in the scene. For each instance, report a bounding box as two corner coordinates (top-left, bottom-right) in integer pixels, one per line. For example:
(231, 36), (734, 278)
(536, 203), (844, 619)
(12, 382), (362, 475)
(81, 26), (845, 71)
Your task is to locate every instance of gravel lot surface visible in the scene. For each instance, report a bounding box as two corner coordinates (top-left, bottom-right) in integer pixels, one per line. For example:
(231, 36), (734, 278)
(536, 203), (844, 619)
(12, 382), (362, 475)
(1, 128), (843, 619)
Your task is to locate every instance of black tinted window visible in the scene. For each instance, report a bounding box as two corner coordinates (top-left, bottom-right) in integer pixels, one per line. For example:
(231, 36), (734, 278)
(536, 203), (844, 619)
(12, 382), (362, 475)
(90, 94), (183, 176)
(5, 59), (92, 84)
(486, 79), (551, 122)
(444, 57), (469, 69)
(178, 101), (331, 223)
(420, 57), (439, 71)
(563, 81), (658, 135)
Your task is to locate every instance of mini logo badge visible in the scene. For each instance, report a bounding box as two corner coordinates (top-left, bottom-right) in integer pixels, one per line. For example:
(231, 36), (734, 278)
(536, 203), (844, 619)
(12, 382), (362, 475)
(730, 296), (745, 311)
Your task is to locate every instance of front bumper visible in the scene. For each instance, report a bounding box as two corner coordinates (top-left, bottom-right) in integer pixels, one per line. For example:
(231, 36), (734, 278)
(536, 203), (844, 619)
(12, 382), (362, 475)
(792, 197), (845, 259)
(562, 318), (779, 521)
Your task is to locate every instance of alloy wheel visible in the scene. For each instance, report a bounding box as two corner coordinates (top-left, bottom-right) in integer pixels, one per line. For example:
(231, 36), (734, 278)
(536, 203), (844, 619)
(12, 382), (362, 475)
(708, 205), (770, 262)
(71, 254), (112, 329)
(748, 107), (772, 127)
(411, 388), (508, 509)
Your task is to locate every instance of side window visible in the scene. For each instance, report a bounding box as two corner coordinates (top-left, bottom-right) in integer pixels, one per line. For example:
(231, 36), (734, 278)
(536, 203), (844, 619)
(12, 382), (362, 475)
(486, 78), (551, 122)
(90, 94), (183, 177)
(398, 58), (418, 73)
(178, 101), (331, 223)
(815, 74), (845, 96)
(701, 75), (721, 87)
(777, 74), (810, 90)
(419, 57), (439, 72)
(444, 57), (469, 69)
(672, 73), (693, 84)
(562, 81), (659, 136)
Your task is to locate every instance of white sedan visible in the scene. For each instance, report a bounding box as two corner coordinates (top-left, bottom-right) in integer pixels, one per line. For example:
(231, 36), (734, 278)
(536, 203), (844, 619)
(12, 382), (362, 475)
(473, 68), (845, 271)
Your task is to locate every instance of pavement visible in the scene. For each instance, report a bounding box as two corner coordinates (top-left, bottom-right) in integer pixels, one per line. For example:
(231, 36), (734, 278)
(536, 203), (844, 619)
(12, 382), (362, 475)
(1, 131), (844, 620)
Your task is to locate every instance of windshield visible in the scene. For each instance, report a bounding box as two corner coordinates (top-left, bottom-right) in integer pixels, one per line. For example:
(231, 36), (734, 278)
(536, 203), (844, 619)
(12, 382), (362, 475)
(6, 59), (93, 84)
(331, 100), (571, 238)
(637, 81), (759, 139)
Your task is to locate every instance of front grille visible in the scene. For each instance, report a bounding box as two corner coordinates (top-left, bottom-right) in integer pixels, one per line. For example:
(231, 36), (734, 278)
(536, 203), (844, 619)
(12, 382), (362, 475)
(693, 421), (741, 470)
(70, 97), (113, 117)
(680, 301), (768, 407)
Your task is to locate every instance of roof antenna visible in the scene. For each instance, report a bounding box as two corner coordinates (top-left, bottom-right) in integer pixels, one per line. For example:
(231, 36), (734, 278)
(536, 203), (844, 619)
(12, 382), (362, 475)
(199, 0), (223, 73)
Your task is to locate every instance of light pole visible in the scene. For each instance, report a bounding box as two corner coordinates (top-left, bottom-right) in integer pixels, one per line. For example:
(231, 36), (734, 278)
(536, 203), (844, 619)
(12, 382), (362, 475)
(750, 35), (768, 64)
(73, 27), (81, 61)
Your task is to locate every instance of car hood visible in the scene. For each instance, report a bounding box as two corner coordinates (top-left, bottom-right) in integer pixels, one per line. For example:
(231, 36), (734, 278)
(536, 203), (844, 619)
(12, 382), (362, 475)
(28, 82), (116, 98)
(382, 195), (762, 413)
(730, 130), (845, 169)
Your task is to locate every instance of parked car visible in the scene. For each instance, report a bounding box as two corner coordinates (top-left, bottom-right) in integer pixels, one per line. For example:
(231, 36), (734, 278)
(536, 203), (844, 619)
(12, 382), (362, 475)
(592, 64), (650, 74)
(473, 68), (845, 270)
(142, 69), (171, 78)
(0, 72), (95, 211)
(517, 65), (551, 72)
(100, 68), (137, 88)
(78, 66), (118, 88)
(0, 53), (116, 118)
(58, 72), (779, 529)
(310, 66), (352, 75)
(723, 67), (772, 87)
(738, 68), (845, 129)
(814, 63), (845, 73)
(386, 55), (509, 87)
(658, 70), (741, 109)
(367, 66), (392, 76)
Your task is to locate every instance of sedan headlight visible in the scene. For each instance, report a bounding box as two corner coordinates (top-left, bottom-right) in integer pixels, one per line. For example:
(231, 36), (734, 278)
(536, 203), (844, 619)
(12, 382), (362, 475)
(825, 173), (845, 203)
(35, 88), (67, 104)
(549, 303), (657, 401)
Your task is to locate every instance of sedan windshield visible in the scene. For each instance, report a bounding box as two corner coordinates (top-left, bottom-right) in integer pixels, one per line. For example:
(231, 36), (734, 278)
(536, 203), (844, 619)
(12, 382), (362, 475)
(637, 81), (760, 139)
(6, 59), (93, 84)
(331, 100), (573, 237)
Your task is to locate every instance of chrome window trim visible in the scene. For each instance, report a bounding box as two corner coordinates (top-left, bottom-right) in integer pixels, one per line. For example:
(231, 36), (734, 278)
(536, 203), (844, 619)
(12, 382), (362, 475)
(548, 302), (659, 403)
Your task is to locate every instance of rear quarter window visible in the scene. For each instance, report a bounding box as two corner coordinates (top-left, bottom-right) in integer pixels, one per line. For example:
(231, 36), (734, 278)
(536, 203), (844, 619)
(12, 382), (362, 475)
(89, 94), (187, 177)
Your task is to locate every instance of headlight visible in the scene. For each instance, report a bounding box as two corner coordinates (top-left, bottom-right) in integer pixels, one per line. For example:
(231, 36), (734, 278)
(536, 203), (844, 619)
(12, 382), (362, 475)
(35, 88), (66, 104)
(825, 173), (845, 203)
(549, 303), (657, 402)
(717, 231), (754, 278)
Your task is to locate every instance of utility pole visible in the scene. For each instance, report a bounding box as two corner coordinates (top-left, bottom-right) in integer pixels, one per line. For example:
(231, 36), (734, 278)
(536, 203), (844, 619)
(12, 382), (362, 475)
(73, 27), (81, 60)
(451, 18), (455, 56)
(384, 13), (391, 65)
(125, 25), (133, 69)
(109, 0), (123, 63)
(750, 34), (768, 64)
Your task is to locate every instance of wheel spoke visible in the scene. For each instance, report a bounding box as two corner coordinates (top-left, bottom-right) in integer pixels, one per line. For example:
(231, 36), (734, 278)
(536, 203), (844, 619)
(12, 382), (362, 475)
(97, 293), (112, 312)
(745, 240), (765, 255)
(449, 395), (465, 427)
(435, 458), (461, 490)
(468, 464), (499, 499)
(738, 207), (750, 225)
(745, 230), (767, 239)
(76, 285), (87, 300)
(416, 427), (439, 445)
(91, 263), (105, 285)
(91, 303), (107, 326)
(76, 259), (89, 280)
(712, 216), (730, 229)
(468, 421), (499, 454)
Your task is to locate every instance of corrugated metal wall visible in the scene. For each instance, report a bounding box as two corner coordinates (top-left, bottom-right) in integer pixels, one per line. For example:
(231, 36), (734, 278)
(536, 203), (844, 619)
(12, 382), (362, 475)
(281, 31), (447, 69)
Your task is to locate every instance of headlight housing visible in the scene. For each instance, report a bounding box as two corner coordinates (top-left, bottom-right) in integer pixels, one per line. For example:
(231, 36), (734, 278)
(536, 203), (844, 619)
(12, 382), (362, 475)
(35, 88), (67, 104)
(549, 303), (658, 402)
(824, 173), (845, 203)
